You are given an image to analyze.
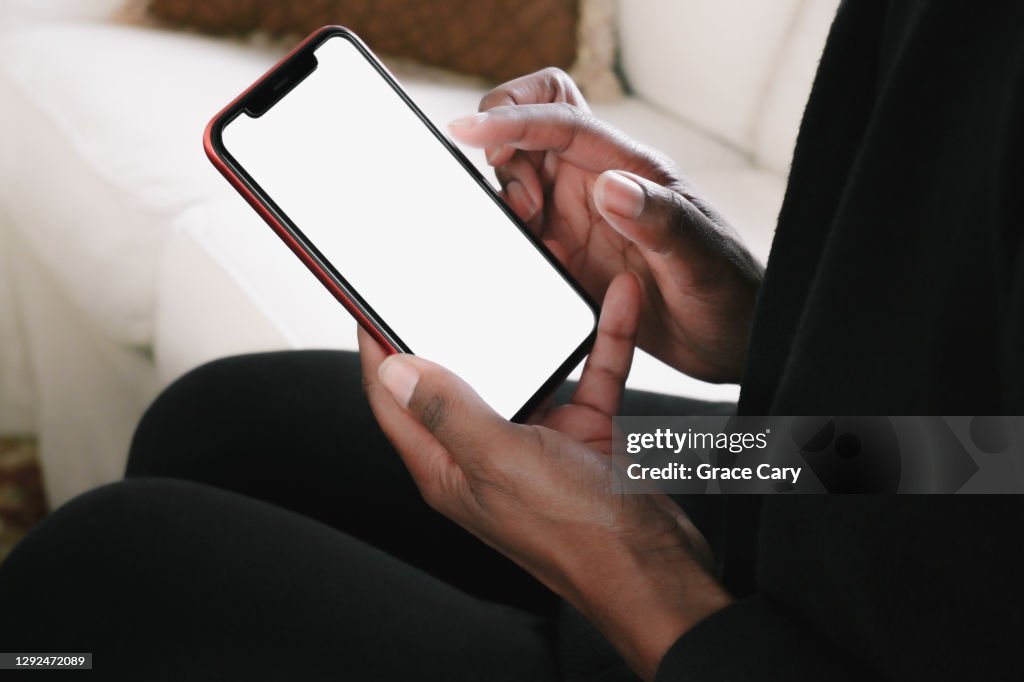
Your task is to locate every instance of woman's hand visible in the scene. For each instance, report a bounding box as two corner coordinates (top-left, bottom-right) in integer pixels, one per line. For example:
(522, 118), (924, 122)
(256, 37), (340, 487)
(448, 68), (763, 383)
(359, 274), (733, 680)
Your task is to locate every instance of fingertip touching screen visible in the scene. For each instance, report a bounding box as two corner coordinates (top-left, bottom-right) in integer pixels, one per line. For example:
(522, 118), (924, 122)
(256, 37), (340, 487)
(219, 32), (596, 419)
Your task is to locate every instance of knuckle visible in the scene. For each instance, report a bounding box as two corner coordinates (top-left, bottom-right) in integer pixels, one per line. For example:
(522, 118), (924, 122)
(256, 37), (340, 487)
(418, 391), (449, 434)
(541, 65), (571, 91)
(653, 152), (683, 182)
(418, 458), (466, 515)
(540, 67), (584, 105)
(420, 471), (450, 510)
(479, 87), (506, 110)
(622, 138), (678, 182)
(666, 194), (693, 239)
(590, 358), (624, 383)
(421, 482), (457, 518)
(494, 163), (514, 186)
(462, 424), (531, 484)
(555, 102), (585, 151)
(417, 478), (443, 511)
(412, 373), (475, 442)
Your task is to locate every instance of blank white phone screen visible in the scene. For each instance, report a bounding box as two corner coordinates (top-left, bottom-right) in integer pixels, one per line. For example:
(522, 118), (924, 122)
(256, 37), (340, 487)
(221, 35), (596, 419)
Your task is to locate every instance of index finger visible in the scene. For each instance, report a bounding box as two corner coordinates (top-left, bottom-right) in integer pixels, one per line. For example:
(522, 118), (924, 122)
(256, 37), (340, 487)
(478, 66), (590, 112)
(448, 103), (665, 176)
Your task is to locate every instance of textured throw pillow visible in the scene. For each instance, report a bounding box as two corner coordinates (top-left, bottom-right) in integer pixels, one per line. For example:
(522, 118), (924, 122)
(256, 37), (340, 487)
(135, 0), (622, 99)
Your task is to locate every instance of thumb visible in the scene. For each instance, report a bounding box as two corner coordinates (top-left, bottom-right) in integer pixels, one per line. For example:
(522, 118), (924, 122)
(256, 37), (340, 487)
(593, 170), (710, 258)
(377, 353), (519, 465)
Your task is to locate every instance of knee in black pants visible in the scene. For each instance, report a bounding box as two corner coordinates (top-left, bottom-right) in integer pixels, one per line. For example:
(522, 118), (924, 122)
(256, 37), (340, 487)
(127, 350), (375, 481)
(123, 351), (558, 615)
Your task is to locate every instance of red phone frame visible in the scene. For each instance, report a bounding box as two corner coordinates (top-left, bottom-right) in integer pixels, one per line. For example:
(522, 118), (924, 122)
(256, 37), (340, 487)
(203, 26), (598, 421)
(204, 27), (398, 353)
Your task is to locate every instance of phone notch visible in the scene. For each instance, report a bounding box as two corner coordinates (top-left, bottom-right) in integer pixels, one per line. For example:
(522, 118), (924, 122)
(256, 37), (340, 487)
(245, 51), (319, 118)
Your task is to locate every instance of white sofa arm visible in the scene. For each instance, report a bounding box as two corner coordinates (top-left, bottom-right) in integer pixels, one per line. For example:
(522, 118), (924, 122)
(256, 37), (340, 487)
(618, 0), (805, 154)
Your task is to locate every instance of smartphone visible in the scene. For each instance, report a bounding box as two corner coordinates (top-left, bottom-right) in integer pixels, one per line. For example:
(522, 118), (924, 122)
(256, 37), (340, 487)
(205, 26), (597, 421)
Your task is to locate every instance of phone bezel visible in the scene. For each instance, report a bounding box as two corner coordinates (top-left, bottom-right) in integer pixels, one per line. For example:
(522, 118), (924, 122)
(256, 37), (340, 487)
(204, 26), (599, 422)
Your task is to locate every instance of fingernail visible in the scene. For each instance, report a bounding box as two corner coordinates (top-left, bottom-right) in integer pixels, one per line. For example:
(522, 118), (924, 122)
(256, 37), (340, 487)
(507, 180), (538, 219)
(485, 145), (504, 165)
(597, 171), (644, 219)
(448, 112), (489, 130)
(378, 355), (420, 409)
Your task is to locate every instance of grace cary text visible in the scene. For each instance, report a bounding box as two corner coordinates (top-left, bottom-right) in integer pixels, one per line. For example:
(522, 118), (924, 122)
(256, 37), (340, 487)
(626, 463), (802, 485)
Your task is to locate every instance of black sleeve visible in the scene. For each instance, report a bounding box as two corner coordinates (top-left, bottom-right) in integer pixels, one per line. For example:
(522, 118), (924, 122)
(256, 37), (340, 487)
(654, 596), (877, 682)
(1005, 241), (1024, 411)
(988, 0), (1024, 411)
(999, 66), (1024, 412)
(657, 496), (1024, 681)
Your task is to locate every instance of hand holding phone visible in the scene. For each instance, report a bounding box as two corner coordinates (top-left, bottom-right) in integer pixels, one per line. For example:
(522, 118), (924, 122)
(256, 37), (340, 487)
(448, 69), (765, 385)
(205, 27), (597, 420)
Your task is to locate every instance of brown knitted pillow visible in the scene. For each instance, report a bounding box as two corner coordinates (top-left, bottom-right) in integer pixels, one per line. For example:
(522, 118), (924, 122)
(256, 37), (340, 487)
(146, 0), (582, 86)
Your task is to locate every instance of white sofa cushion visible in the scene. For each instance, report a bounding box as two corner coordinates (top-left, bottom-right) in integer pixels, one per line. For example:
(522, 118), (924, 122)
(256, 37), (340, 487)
(154, 199), (350, 385)
(0, 25), (277, 344)
(618, 0), (803, 151)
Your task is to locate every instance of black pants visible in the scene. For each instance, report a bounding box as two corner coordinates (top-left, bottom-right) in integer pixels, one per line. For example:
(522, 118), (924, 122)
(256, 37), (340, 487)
(0, 351), (732, 681)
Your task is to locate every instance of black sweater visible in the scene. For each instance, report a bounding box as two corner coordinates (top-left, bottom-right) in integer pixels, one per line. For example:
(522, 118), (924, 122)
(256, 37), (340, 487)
(657, 2), (1024, 680)
(740, 0), (1024, 415)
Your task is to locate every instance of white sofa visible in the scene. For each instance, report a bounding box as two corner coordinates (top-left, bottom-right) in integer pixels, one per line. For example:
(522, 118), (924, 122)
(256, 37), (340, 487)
(0, 0), (837, 506)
